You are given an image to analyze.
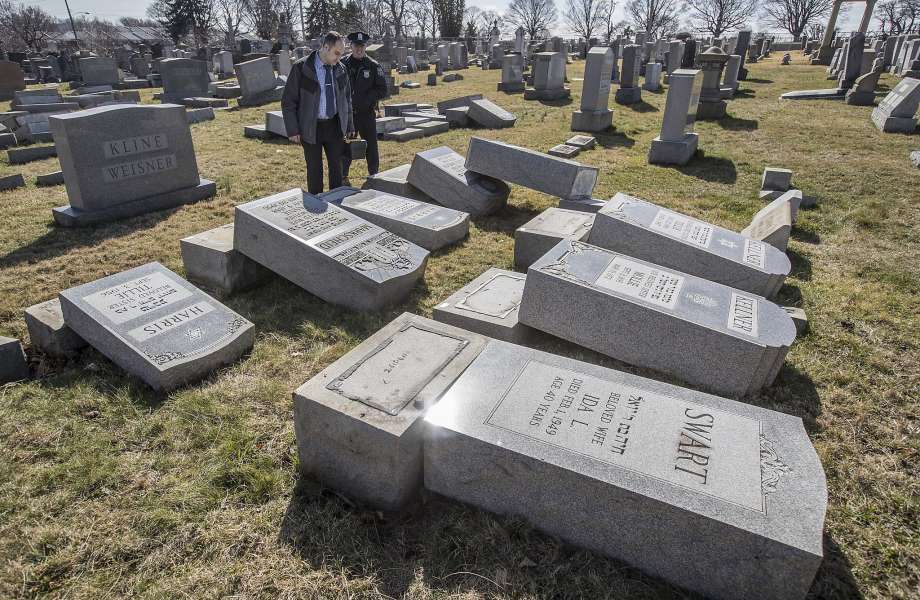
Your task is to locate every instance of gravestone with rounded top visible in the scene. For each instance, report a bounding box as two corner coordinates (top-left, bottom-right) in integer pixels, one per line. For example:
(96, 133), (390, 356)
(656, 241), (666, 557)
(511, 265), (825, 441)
(58, 262), (255, 391)
(49, 104), (216, 227)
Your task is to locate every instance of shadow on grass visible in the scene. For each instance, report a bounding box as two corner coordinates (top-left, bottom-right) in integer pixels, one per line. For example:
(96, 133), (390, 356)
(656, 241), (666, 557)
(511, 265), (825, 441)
(278, 479), (693, 599)
(744, 77), (774, 84)
(472, 203), (541, 235)
(787, 248), (813, 281)
(537, 97), (574, 107)
(733, 88), (756, 98)
(717, 115), (759, 131)
(676, 154), (737, 183)
(792, 226), (821, 244)
(808, 534), (866, 600)
(624, 100), (659, 113)
(595, 130), (636, 148)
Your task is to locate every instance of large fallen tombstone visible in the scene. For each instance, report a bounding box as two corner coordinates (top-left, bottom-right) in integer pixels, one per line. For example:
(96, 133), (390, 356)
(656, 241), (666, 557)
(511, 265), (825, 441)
(58, 262), (255, 391)
(234, 188), (429, 311)
(433, 268), (533, 344)
(518, 239), (797, 398)
(407, 146), (509, 216)
(587, 193), (790, 297)
(425, 339), (826, 600)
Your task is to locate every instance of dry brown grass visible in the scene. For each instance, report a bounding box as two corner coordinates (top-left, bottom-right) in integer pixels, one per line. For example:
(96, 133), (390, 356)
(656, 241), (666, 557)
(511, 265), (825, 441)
(0, 52), (917, 599)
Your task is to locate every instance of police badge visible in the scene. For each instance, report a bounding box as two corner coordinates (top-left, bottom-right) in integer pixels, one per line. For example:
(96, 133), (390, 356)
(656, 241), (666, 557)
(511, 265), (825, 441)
(363, 70), (369, 78)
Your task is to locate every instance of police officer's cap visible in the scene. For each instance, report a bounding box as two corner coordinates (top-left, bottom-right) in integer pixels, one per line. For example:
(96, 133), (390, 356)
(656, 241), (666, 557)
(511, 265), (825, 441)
(347, 32), (371, 45)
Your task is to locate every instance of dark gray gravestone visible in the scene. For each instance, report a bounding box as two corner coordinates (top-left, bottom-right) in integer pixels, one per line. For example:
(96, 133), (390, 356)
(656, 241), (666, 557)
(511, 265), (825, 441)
(180, 223), (271, 297)
(58, 262), (255, 391)
(433, 268), (533, 343)
(407, 146), (509, 216)
(467, 98), (517, 128)
(587, 193), (790, 297)
(465, 137), (597, 201)
(159, 58), (210, 102)
(514, 207), (594, 269)
(0, 60), (26, 100)
(424, 340), (826, 600)
(331, 188), (470, 251)
(49, 104), (215, 227)
(79, 57), (119, 86)
(871, 77), (920, 133)
(294, 312), (488, 510)
(518, 240), (796, 398)
(234, 188), (428, 311)
(0, 336), (29, 382)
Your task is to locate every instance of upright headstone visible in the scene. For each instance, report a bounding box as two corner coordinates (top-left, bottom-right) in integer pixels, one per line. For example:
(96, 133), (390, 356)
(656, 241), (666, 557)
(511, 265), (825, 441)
(696, 46), (729, 119)
(525, 52), (569, 100)
(649, 69), (703, 166)
(498, 53), (525, 92)
(643, 62), (662, 91)
(615, 45), (642, 104)
(58, 262), (255, 391)
(871, 77), (920, 133)
(79, 56), (119, 87)
(837, 32), (865, 90)
(519, 240), (797, 397)
(425, 339), (826, 600)
(721, 54), (742, 97)
(465, 137), (597, 201)
(572, 46), (614, 131)
(213, 50), (234, 77)
(159, 58), (210, 102)
(587, 193), (790, 297)
(235, 56), (284, 106)
(49, 104), (216, 227)
(665, 41), (683, 83)
(0, 60), (26, 100)
(734, 30), (752, 79)
(295, 312), (488, 511)
(407, 146), (510, 216)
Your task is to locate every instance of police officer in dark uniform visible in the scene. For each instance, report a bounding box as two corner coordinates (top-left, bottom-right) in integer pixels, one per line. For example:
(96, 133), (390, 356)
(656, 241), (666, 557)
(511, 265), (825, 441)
(341, 31), (388, 180)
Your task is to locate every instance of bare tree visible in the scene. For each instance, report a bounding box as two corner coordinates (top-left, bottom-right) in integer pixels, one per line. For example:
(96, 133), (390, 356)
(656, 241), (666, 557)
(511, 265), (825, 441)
(505, 0), (557, 40)
(214, 0), (245, 47)
(564, 0), (605, 44)
(382, 0), (413, 40)
(686, 0), (755, 37)
(625, 0), (681, 36)
(876, 0), (920, 34)
(598, 0), (620, 43)
(761, 0), (834, 41)
(246, 0), (280, 39)
(409, 0), (438, 38)
(0, 0), (55, 51)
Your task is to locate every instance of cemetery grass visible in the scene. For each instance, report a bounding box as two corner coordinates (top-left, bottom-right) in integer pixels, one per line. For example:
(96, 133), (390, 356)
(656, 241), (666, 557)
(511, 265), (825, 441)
(0, 52), (917, 599)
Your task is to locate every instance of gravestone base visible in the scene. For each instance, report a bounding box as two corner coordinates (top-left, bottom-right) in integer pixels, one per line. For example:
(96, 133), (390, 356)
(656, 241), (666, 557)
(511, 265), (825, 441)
(383, 127), (425, 141)
(514, 207), (594, 269)
(118, 79), (150, 89)
(237, 86), (284, 107)
(523, 87), (570, 100)
(497, 81), (525, 93)
(719, 86), (735, 99)
(614, 87), (641, 104)
(845, 89), (876, 105)
(697, 99), (727, 119)
(443, 106), (470, 126)
(738, 67), (749, 80)
(0, 337), (29, 383)
(416, 121), (450, 136)
(243, 124), (271, 139)
(0, 133), (17, 149)
(872, 107), (917, 133)
(433, 268), (533, 344)
(36, 171), (64, 186)
(24, 299), (87, 357)
(186, 107), (216, 124)
(648, 133), (698, 165)
(181, 224), (272, 297)
(8, 145), (56, 164)
(780, 88), (845, 100)
(214, 84), (242, 98)
(570, 109), (612, 132)
(179, 97), (228, 108)
(53, 179), (216, 227)
(784, 307), (809, 335)
(0, 173), (25, 191)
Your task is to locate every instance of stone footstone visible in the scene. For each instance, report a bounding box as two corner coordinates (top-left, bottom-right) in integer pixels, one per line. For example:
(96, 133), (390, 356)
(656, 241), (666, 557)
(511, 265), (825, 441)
(433, 268), (533, 343)
(871, 77), (920, 133)
(762, 168), (792, 192)
(375, 116), (406, 135)
(331, 188), (469, 251)
(407, 146), (510, 216)
(383, 127), (424, 142)
(519, 239), (796, 397)
(649, 134), (698, 165)
(436, 94), (483, 113)
(742, 198), (793, 252)
(24, 298), (87, 356)
(0, 173), (26, 191)
(49, 104), (216, 227)
(780, 88), (845, 100)
(566, 135), (596, 149)
(588, 193), (790, 297)
(294, 312), (488, 511)
(384, 102), (418, 116)
(8, 145), (56, 164)
(514, 207), (594, 269)
(401, 81), (420, 89)
(427, 73), (437, 86)
(0, 337), (29, 382)
(234, 188), (428, 311)
(465, 137), (598, 201)
(186, 107), (216, 123)
(467, 98), (517, 128)
(180, 223), (272, 297)
(362, 164), (433, 202)
(179, 97), (228, 109)
(548, 144), (580, 158)
(59, 262), (255, 391)
(243, 124), (271, 139)
(443, 106), (470, 126)
(424, 339), (826, 600)
(36, 170), (64, 186)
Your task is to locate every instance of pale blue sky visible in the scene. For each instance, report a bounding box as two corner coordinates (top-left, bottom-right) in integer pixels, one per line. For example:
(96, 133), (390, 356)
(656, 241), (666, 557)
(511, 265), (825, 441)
(37, 0), (870, 35)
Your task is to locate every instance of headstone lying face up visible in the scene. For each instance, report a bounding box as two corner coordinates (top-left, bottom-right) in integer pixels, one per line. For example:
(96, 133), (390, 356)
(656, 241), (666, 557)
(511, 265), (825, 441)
(518, 239), (797, 398)
(425, 339), (826, 600)
(59, 262), (255, 391)
(234, 188), (429, 311)
(49, 104), (216, 227)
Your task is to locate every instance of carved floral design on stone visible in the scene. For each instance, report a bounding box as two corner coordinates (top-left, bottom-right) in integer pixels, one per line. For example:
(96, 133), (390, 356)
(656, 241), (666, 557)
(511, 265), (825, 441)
(760, 434), (792, 495)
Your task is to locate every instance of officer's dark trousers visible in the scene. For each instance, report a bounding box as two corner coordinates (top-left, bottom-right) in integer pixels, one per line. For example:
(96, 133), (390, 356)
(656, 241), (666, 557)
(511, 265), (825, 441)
(302, 115), (344, 194)
(341, 110), (379, 178)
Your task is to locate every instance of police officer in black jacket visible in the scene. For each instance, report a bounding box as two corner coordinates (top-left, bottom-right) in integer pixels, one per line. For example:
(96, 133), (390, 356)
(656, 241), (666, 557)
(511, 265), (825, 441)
(341, 31), (388, 179)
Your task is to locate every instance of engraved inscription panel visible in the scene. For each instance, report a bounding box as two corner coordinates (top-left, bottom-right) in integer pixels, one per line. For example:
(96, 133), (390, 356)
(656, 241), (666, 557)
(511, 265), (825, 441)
(357, 194), (421, 216)
(327, 325), (469, 415)
(103, 134), (169, 159)
(260, 192), (352, 239)
(456, 273), (525, 318)
(648, 208), (713, 249)
(431, 152), (469, 182)
(594, 256), (684, 310)
(486, 360), (765, 511)
(102, 153), (178, 183)
(127, 301), (216, 341)
(83, 271), (193, 324)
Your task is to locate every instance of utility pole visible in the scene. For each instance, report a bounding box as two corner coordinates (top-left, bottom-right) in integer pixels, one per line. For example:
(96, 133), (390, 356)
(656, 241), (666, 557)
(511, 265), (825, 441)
(63, 0), (80, 47)
(300, 0), (306, 44)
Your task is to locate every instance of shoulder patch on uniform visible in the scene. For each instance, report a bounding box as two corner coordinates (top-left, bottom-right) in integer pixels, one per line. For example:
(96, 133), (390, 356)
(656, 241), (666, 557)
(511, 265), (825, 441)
(377, 66), (384, 77)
